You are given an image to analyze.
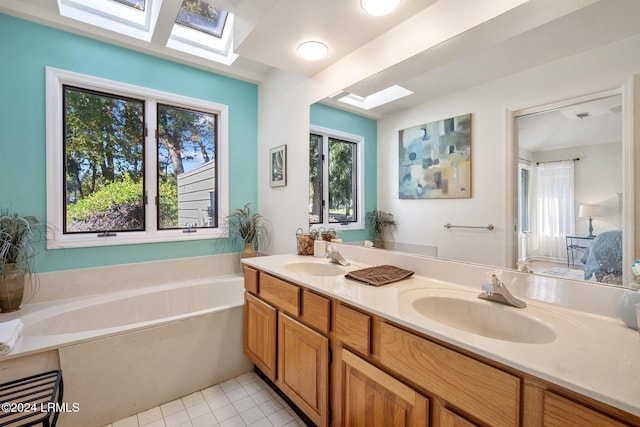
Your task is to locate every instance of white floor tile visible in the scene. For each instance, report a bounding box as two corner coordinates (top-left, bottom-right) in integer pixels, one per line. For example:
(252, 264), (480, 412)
(187, 401), (213, 421)
(232, 396), (256, 413)
(120, 373), (307, 427)
(191, 412), (218, 427)
(207, 394), (231, 410)
(213, 403), (238, 423)
(138, 407), (163, 425)
(113, 415), (139, 427)
(202, 385), (224, 400)
(226, 387), (249, 402)
(164, 409), (190, 427)
(239, 406), (265, 425)
(247, 420), (274, 427)
(249, 390), (273, 406)
(258, 399), (282, 417)
(218, 415), (246, 427)
(267, 409), (294, 427)
(182, 391), (206, 408)
(220, 379), (242, 393)
(161, 399), (186, 417)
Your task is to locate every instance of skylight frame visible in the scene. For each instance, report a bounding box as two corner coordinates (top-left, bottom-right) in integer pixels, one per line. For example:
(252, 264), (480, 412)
(338, 85), (414, 110)
(167, 11), (238, 65)
(58, 0), (161, 42)
(175, 2), (229, 39)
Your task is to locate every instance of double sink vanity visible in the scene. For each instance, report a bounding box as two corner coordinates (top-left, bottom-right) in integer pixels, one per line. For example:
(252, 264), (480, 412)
(241, 244), (640, 426)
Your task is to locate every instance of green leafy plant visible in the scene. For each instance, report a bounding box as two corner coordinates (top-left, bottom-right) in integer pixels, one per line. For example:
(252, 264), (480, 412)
(367, 210), (397, 248)
(0, 211), (41, 274)
(225, 203), (268, 248)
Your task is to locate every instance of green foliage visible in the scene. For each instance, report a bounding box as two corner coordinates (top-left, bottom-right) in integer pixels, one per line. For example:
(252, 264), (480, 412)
(67, 174), (142, 222)
(159, 179), (178, 229)
(367, 210), (397, 236)
(225, 203), (267, 247)
(0, 211), (41, 274)
(181, 0), (221, 20)
(328, 138), (355, 214)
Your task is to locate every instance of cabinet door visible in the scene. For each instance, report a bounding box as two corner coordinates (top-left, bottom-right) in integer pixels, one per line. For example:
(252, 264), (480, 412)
(542, 391), (627, 427)
(341, 348), (428, 427)
(438, 405), (478, 427)
(244, 293), (277, 381)
(278, 313), (329, 427)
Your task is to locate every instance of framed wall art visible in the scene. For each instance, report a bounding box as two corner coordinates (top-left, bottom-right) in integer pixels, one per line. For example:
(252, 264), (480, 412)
(398, 113), (471, 199)
(270, 144), (287, 187)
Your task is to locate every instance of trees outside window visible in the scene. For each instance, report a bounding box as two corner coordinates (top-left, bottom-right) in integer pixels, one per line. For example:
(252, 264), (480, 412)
(309, 127), (363, 230)
(47, 67), (228, 248)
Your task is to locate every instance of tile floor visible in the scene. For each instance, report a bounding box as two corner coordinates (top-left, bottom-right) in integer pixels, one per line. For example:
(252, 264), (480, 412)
(106, 372), (308, 427)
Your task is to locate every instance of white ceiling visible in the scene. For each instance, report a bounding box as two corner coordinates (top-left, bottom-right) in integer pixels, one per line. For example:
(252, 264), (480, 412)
(1, 0), (640, 117)
(517, 95), (622, 152)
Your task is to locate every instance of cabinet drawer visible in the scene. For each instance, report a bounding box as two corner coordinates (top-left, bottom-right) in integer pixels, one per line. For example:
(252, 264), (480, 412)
(379, 322), (520, 427)
(542, 391), (627, 427)
(259, 273), (300, 316)
(335, 303), (371, 355)
(243, 266), (259, 294)
(300, 290), (331, 334)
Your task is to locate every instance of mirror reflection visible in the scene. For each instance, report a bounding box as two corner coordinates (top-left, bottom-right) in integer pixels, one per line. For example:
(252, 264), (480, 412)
(515, 95), (623, 285)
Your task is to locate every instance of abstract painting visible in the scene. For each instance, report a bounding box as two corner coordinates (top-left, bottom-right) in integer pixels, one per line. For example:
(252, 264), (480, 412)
(399, 113), (471, 199)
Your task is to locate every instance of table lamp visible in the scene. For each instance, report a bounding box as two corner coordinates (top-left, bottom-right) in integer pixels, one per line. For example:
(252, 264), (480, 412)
(579, 204), (601, 237)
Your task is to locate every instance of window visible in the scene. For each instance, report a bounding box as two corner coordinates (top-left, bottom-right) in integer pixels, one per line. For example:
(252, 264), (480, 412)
(176, 0), (228, 38)
(518, 163), (530, 234)
(47, 67), (229, 249)
(309, 126), (364, 230)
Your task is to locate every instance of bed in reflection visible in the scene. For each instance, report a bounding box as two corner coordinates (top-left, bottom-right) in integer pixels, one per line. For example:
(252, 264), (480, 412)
(581, 230), (623, 285)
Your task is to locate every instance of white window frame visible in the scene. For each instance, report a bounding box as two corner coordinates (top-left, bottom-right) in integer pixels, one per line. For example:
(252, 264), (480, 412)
(45, 67), (229, 249)
(310, 125), (365, 232)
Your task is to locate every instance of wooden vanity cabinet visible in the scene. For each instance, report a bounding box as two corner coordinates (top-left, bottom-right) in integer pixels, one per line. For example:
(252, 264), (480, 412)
(340, 348), (429, 426)
(242, 271), (330, 427)
(243, 292), (277, 381)
(243, 268), (640, 427)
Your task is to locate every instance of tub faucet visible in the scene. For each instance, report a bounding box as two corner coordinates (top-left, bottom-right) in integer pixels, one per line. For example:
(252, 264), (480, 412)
(325, 245), (350, 266)
(478, 272), (526, 308)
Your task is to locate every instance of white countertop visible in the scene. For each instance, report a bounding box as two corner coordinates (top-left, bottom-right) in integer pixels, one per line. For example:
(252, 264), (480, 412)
(242, 252), (640, 418)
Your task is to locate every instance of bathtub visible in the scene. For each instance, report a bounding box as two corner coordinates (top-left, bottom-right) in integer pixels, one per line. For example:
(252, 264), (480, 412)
(1, 274), (252, 427)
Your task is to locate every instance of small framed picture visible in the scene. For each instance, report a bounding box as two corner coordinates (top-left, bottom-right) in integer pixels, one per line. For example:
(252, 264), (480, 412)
(270, 144), (287, 187)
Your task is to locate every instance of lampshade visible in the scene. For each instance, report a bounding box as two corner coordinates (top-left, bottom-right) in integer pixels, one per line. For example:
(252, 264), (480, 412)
(578, 204), (601, 218)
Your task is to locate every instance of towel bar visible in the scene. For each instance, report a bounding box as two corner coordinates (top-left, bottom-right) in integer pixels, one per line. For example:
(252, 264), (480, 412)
(444, 223), (494, 231)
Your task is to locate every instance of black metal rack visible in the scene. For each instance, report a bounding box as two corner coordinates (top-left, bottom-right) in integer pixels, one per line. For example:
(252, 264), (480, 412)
(0, 370), (63, 427)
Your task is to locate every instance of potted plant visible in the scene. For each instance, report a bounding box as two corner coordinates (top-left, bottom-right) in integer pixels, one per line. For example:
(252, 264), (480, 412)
(0, 211), (41, 312)
(225, 203), (267, 258)
(367, 210), (397, 249)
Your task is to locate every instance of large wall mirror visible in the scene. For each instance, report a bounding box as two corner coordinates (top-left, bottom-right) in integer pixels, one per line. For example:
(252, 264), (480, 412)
(514, 93), (629, 287)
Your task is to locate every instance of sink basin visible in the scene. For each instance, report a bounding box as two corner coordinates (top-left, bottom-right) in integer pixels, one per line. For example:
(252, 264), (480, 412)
(411, 296), (557, 344)
(284, 262), (345, 277)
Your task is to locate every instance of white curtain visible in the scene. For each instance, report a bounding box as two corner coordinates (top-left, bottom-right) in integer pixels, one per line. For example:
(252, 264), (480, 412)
(529, 160), (575, 260)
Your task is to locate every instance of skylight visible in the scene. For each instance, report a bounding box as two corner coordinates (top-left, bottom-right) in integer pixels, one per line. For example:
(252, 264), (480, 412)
(113, 0), (145, 11)
(57, 0), (237, 66)
(58, 0), (159, 41)
(167, 2), (237, 65)
(176, 0), (228, 38)
(338, 85), (414, 110)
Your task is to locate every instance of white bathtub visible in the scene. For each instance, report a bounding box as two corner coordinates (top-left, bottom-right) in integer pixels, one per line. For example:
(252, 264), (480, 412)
(1, 274), (252, 427)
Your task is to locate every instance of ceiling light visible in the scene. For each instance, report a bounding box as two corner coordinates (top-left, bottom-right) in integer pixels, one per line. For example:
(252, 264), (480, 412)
(361, 0), (400, 16)
(297, 41), (328, 61)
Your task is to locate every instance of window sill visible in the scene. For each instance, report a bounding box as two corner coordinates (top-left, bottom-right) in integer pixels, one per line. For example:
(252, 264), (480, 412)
(46, 228), (229, 249)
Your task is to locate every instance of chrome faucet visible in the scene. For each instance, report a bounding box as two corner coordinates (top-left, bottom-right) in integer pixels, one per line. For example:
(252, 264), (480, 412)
(478, 272), (526, 308)
(325, 245), (350, 266)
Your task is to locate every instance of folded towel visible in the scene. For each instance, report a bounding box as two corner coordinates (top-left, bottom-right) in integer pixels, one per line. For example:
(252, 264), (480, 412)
(345, 265), (414, 287)
(0, 319), (23, 356)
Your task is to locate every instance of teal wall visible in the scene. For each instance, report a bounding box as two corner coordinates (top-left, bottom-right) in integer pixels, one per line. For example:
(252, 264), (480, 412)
(0, 14), (258, 272)
(310, 103), (377, 242)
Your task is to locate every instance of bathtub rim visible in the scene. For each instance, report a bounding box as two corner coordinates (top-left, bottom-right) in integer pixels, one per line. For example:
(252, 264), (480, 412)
(0, 273), (245, 362)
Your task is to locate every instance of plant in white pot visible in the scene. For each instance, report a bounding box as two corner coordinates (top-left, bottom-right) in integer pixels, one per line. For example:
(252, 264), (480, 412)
(225, 203), (268, 258)
(0, 211), (41, 312)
